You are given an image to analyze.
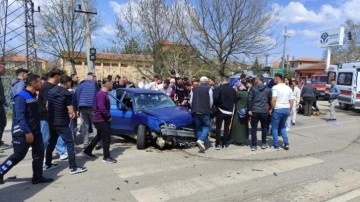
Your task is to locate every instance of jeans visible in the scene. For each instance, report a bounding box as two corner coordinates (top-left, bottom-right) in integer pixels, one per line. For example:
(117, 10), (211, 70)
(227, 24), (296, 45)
(193, 113), (211, 142)
(46, 125), (77, 169)
(0, 105), (6, 142)
(291, 104), (297, 123)
(84, 122), (111, 158)
(41, 120), (67, 155)
(271, 108), (290, 148)
(79, 107), (93, 145)
(329, 99), (338, 119)
(303, 98), (313, 116)
(0, 132), (44, 180)
(215, 111), (232, 146)
(69, 118), (77, 141)
(250, 113), (268, 147)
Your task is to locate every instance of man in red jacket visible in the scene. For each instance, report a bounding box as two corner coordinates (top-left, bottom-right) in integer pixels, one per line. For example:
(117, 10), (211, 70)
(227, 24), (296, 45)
(83, 79), (117, 164)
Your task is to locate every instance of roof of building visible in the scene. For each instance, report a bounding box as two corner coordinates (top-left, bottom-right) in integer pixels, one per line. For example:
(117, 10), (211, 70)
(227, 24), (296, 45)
(1, 55), (47, 63)
(69, 52), (153, 62)
(289, 57), (323, 63)
(296, 63), (326, 72)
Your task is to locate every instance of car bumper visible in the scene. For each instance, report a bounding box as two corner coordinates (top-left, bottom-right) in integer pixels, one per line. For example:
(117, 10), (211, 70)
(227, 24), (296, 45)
(160, 128), (196, 138)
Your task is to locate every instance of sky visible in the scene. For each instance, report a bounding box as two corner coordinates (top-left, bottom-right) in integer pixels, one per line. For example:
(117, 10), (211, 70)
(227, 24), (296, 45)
(91, 0), (360, 66)
(4, 0), (358, 66)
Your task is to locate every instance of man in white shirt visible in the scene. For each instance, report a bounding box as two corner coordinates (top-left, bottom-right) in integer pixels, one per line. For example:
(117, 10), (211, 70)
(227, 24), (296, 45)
(138, 77), (149, 89)
(269, 74), (294, 151)
(158, 79), (172, 96)
(148, 75), (162, 91)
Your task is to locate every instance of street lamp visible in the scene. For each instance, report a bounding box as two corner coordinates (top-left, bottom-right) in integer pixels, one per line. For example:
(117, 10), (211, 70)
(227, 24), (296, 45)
(282, 26), (291, 70)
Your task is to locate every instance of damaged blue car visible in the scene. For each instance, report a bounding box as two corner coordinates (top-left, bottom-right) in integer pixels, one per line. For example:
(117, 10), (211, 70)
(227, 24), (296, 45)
(109, 88), (196, 149)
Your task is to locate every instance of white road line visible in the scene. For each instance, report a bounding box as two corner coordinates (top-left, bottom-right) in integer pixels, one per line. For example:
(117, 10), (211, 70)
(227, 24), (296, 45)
(290, 119), (359, 131)
(249, 169), (360, 202)
(113, 157), (205, 178)
(130, 157), (324, 202)
(327, 188), (360, 202)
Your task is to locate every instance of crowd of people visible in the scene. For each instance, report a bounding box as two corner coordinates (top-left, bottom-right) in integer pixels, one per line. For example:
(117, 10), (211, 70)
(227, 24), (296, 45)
(0, 62), (341, 184)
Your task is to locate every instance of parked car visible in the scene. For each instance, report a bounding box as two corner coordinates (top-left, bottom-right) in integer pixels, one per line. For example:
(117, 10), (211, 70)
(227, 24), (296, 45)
(109, 88), (196, 149)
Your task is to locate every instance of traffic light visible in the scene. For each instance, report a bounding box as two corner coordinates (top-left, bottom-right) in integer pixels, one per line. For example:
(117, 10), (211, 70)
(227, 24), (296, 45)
(348, 32), (352, 40)
(89, 48), (96, 62)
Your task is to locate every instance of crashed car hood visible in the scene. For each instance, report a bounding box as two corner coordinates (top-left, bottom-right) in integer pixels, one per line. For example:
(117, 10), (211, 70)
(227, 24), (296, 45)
(141, 106), (193, 127)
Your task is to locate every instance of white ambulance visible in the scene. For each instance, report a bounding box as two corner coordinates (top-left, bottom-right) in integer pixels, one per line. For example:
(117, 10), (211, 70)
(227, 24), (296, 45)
(326, 62), (360, 109)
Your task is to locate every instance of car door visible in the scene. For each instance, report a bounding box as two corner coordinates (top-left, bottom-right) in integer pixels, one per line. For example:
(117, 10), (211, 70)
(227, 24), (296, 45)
(110, 90), (134, 135)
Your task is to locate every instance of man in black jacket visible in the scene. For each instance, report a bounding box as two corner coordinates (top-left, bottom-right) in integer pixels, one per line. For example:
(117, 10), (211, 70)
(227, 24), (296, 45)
(301, 80), (315, 116)
(248, 75), (272, 151)
(0, 74), (53, 184)
(190, 76), (213, 152)
(213, 76), (236, 149)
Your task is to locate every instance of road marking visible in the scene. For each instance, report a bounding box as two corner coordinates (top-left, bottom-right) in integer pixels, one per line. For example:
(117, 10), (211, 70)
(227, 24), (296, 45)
(113, 157), (205, 178)
(290, 119), (359, 131)
(327, 188), (360, 202)
(130, 157), (323, 202)
(248, 169), (360, 202)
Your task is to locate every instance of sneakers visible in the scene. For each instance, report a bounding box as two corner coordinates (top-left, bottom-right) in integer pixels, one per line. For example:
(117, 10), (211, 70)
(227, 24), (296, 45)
(196, 140), (205, 151)
(95, 145), (102, 150)
(284, 144), (290, 150)
(327, 118), (337, 122)
(251, 146), (257, 151)
(261, 144), (267, 149)
(83, 151), (96, 159)
(274, 147), (280, 151)
(43, 163), (59, 171)
(291, 121), (295, 126)
(102, 156), (117, 164)
(214, 145), (221, 150)
(60, 153), (68, 160)
(0, 175), (3, 184)
(70, 167), (87, 175)
(32, 177), (54, 185)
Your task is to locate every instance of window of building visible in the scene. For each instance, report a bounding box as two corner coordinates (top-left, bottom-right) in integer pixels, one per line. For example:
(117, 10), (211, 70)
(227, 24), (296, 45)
(337, 73), (352, 86)
(121, 63), (128, 67)
(291, 63), (295, 68)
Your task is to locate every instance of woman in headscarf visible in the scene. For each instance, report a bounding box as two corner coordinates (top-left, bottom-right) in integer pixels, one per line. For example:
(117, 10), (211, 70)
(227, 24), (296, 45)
(230, 82), (249, 145)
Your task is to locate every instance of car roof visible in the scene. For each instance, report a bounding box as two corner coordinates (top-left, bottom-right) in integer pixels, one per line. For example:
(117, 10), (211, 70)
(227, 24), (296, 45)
(117, 88), (163, 94)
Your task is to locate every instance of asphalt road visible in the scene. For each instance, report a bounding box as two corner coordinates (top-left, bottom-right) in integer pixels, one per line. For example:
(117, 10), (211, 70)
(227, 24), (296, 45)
(1, 100), (360, 202)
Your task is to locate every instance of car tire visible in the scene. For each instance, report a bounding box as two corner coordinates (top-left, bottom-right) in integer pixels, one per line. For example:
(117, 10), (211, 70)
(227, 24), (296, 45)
(339, 103), (350, 110)
(137, 124), (147, 150)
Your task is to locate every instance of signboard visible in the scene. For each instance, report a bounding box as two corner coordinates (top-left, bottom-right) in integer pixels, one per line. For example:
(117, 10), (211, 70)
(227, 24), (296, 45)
(272, 68), (285, 75)
(319, 27), (344, 48)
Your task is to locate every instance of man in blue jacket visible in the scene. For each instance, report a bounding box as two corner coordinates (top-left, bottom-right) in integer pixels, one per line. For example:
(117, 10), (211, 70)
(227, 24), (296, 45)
(76, 72), (97, 147)
(0, 74), (53, 184)
(328, 79), (340, 121)
(10, 68), (28, 102)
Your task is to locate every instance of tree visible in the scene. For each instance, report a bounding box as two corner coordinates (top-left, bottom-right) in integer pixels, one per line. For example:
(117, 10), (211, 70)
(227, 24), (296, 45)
(36, 0), (99, 74)
(175, 0), (278, 76)
(122, 38), (142, 54)
(252, 57), (263, 74)
(324, 19), (360, 63)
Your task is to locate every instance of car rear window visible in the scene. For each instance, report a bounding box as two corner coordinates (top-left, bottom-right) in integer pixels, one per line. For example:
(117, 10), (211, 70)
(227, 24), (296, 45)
(337, 73), (352, 86)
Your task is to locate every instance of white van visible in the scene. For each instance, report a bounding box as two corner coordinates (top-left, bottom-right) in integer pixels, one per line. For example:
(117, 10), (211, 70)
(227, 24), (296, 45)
(326, 62), (360, 109)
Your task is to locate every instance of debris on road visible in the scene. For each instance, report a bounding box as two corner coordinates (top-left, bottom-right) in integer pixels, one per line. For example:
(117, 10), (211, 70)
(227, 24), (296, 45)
(273, 172), (277, 176)
(252, 169), (263, 172)
(124, 180), (129, 184)
(8, 175), (17, 179)
(116, 187), (120, 191)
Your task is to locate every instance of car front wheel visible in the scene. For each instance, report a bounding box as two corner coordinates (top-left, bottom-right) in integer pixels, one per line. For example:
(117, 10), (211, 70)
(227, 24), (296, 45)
(137, 124), (147, 150)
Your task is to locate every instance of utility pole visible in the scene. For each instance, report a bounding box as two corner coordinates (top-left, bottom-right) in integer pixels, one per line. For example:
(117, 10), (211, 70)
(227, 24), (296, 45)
(74, 0), (97, 74)
(282, 26), (291, 70)
(24, 0), (40, 73)
(265, 53), (269, 67)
